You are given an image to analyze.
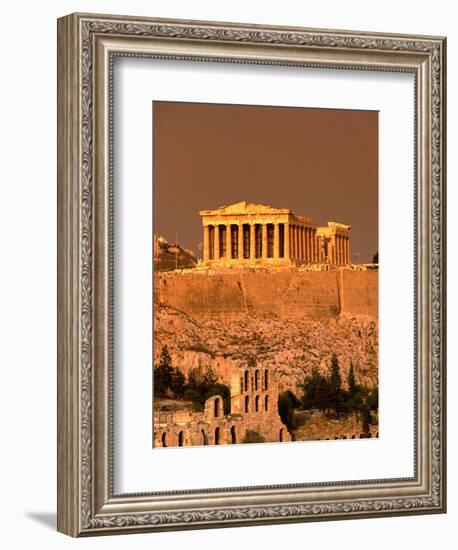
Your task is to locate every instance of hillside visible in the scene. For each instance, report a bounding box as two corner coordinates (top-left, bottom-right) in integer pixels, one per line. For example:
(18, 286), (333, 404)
(154, 304), (378, 396)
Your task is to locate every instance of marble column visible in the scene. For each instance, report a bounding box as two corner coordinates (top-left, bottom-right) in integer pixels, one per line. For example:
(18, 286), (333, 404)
(226, 224), (232, 260)
(289, 226), (293, 259)
(296, 226), (300, 260)
(203, 225), (210, 261)
(306, 228), (310, 262)
(273, 223), (280, 259)
(238, 224), (244, 259)
(284, 223), (290, 260)
(298, 226), (302, 260)
(214, 225), (220, 260)
(262, 223), (268, 259)
(302, 227), (306, 261)
(250, 224), (256, 259)
(304, 227), (308, 261)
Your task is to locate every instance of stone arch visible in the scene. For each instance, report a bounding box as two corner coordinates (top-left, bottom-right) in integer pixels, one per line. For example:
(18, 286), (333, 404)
(214, 396), (221, 418)
(214, 427), (220, 445)
(264, 370), (269, 390)
(264, 395), (269, 411)
(178, 431), (184, 446)
(279, 428), (284, 442)
(161, 432), (167, 447)
(255, 369), (260, 391)
(244, 370), (249, 392)
(255, 395), (260, 412)
(245, 395), (250, 413)
(231, 426), (236, 444)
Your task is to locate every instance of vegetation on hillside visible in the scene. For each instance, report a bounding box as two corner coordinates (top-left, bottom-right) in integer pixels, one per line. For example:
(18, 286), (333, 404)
(284, 354), (379, 437)
(153, 345), (230, 413)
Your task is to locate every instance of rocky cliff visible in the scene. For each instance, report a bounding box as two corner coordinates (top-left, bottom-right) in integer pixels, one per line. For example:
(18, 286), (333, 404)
(153, 269), (378, 394)
(154, 236), (197, 271)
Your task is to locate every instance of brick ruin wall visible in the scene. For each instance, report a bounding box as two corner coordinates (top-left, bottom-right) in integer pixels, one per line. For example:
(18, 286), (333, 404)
(154, 269), (378, 320)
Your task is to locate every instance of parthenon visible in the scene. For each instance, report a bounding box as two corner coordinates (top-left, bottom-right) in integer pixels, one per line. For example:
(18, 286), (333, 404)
(199, 202), (351, 266)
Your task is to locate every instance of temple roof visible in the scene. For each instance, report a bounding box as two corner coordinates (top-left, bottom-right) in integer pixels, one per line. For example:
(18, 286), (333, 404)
(199, 201), (291, 216)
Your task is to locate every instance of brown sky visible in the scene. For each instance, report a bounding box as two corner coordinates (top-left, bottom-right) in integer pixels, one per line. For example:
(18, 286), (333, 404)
(153, 102), (378, 263)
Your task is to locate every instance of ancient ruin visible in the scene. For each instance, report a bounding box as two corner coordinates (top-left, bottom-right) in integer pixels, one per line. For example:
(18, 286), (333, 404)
(153, 364), (291, 448)
(199, 201), (351, 266)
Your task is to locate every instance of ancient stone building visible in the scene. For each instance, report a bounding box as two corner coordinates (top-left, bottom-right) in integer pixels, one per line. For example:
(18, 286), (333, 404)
(316, 222), (351, 266)
(153, 363), (291, 448)
(199, 201), (350, 266)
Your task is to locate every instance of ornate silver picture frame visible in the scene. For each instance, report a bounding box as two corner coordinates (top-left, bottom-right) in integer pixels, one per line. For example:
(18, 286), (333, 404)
(57, 13), (446, 536)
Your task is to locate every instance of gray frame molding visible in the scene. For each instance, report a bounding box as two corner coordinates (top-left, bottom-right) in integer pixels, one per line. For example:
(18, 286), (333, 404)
(57, 13), (446, 537)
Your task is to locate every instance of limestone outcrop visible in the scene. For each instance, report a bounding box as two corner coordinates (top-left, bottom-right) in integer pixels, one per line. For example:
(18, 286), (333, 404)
(154, 235), (197, 271)
(154, 305), (378, 395)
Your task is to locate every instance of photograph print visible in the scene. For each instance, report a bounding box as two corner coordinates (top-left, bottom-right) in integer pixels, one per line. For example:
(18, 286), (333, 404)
(152, 101), (379, 449)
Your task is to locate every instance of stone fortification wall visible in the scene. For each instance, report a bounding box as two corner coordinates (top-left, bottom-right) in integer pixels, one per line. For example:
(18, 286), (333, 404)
(154, 269), (378, 320)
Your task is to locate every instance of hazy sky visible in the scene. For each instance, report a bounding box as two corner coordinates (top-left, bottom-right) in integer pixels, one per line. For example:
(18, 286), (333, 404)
(153, 102), (378, 263)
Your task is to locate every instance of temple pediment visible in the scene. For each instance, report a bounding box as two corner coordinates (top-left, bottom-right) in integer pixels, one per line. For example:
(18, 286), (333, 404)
(199, 201), (290, 216)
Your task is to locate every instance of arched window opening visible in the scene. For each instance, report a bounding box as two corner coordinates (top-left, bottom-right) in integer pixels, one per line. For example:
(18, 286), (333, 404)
(245, 395), (250, 413)
(264, 370), (269, 390)
(161, 433), (167, 447)
(279, 428), (284, 442)
(231, 426), (236, 444)
(178, 431), (184, 446)
(214, 427), (220, 445)
(255, 369), (260, 391)
(255, 395), (260, 412)
(265, 395), (269, 411)
(244, 370), (249, 392)
(214, 397), (220, 418)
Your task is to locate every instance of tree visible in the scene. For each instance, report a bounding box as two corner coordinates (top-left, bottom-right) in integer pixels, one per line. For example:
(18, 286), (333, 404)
(183, 365), (231, 413)
(300, 367), (331, 412)
(154, 345), (174, 397)
(347, 361), (357, 397)
(328, 353), (343, 415)
(169, 367), (186, 397)
(367, 387), (378, 411)
(360, 403), (372, 437)
(278, 391), (299, 430)
(329, 354), (342, 398)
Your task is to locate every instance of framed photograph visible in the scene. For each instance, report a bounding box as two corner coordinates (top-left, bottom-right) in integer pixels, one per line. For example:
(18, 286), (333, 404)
(57, 13), (446, 536)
